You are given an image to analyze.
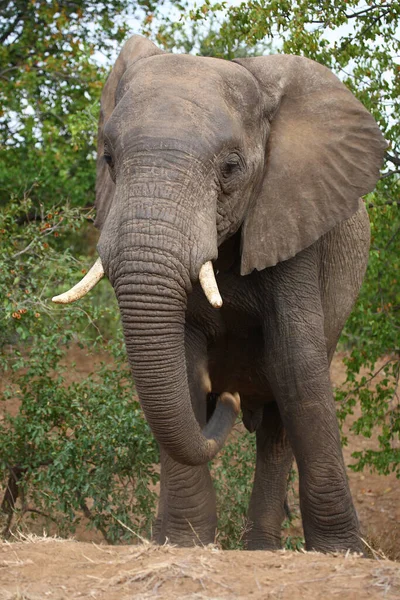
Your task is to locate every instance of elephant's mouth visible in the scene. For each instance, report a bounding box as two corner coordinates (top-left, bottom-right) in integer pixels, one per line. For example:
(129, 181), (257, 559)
(51, 258), (222, 308)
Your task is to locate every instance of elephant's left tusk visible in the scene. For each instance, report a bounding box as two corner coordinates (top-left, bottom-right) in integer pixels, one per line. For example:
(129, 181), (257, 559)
(199, 261), (223, 309)
(52, 257), (104, 304)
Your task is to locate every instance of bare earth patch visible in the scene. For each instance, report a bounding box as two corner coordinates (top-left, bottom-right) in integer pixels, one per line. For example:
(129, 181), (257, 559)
(1, 537), (400, 600)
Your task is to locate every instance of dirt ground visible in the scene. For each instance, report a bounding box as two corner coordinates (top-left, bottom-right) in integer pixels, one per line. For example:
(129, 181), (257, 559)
(1, 537), (400, 600)
(1, 351), (399, 599)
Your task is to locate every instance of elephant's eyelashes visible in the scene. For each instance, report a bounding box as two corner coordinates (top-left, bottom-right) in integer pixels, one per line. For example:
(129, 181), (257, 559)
(220, 153), (244, 193)
(103, 139), (114, 167)
(221, 154), (242, 178)
(103, 153), (113, 166)
(103, 147), (116, 181)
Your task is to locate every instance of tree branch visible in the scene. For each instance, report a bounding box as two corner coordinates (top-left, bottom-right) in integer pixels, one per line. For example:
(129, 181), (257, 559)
(309, 4), (390, 25)
(386, 152), (400, 167)
(337, 8), (391, 52)
(0, 11), (24, 45)
(21, 507), (59, 524)
(380, 170), (400, 180)
(11, 217), (65, 259)
(1, 466), (27, 539)
(367, 200), (400, 208)
(339, 357), (397, 408)
(79, 499), (113, 544)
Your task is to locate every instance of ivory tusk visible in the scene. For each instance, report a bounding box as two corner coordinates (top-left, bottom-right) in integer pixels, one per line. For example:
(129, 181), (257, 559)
(199, 261), (223, 309)
(52, 257), (104, 304)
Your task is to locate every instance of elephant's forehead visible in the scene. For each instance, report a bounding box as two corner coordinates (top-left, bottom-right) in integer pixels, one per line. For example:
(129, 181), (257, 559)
(117, 54), (261, 115)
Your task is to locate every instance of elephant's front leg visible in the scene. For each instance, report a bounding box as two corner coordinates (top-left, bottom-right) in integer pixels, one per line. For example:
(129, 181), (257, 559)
(276, 375), (361, 553)
(263, 255), (362, 553)
(153, 448), (217, 546)
(152, 327), (217, 546)
(245, 401), (293, 550)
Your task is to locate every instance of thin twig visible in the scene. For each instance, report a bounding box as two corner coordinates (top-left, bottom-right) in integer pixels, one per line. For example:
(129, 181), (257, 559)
(10, 217), (65, 259)
(80, 500), (113, 545)
(110, 514), (149, 544)
(360, 536), (388, 561)
(21, 507), (58, 524)
(10, 239), (36, 259)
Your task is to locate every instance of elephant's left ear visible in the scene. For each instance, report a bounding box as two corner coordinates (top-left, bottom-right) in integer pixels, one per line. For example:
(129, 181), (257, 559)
(234, 55), (387, 275)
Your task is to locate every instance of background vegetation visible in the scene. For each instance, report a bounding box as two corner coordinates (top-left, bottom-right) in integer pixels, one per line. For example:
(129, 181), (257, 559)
(1, 0), (399, 546)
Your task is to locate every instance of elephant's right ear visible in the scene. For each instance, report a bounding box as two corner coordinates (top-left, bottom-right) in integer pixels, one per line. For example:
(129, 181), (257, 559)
(95, 35), (164, 229)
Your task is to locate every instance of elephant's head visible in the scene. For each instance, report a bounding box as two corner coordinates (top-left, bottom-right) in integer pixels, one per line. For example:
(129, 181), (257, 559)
(53, 36), (386, 465)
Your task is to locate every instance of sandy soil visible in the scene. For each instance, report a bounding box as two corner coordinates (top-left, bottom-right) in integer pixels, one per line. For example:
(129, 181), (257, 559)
(1, 537), (400, 600)
(1, 351), (399, 598)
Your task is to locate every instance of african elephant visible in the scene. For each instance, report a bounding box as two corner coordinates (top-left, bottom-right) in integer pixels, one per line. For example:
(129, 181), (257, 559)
(53, 35), (386, 552)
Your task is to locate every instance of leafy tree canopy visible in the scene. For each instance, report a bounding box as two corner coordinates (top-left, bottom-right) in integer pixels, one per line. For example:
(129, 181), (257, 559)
(0, 0), (150, 207)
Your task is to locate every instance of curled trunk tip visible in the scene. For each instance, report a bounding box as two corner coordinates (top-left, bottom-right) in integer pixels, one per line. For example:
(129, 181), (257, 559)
(219, 391), (241, 414)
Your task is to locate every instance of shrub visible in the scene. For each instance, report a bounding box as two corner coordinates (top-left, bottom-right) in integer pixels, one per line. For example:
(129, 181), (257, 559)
(336, 191), (400, 478)
(0, 197), (158, 542)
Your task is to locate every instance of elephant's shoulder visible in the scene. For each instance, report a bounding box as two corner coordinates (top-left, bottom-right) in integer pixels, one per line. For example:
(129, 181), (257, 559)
(317, 198), (370, 253)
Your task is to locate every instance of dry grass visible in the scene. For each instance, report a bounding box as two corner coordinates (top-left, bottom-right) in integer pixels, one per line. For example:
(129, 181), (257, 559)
(1, 540), (399, 600)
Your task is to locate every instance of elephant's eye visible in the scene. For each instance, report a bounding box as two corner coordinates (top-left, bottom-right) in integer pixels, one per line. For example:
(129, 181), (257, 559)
(103, 140), (114, 168)
(103, 143), (116, 182)
(104, 152), (113, 166)
(219, 153), (244, 194)
(221, 153), (243, 179)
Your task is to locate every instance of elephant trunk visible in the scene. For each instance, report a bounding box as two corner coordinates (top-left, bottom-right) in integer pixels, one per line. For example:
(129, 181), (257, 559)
(109, 238), (239, 466)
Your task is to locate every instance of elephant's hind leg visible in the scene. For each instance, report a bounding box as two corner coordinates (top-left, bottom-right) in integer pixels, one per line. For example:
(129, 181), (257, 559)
(245, 401), (293, 550)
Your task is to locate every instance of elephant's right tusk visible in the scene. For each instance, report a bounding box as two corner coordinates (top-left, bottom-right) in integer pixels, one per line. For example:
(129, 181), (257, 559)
(52, 257), (105, 304)
(199, 261), (223, 309)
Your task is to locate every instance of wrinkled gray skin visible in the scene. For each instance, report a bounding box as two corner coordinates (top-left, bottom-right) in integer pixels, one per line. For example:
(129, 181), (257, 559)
(95, 35), (386, 552)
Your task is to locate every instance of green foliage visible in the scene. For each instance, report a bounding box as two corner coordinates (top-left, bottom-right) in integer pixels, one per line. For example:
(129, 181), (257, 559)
(0, 198), (158, 541)
(146, 0), (271, 57)
(212, 427), (255, 549)
(336, 189), (400, 477)
(0, 0), (148, 209)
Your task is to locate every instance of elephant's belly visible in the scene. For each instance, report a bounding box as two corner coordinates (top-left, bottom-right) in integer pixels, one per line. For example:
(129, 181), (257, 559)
(207, 331), (273, 402)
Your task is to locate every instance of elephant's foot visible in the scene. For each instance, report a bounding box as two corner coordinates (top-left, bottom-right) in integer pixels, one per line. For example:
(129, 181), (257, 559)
(245, 532), (282, 551)
(304, 528), (363, 554)
(301, 477), (363, 554)
(152, 516), (216, 547)
(155, 449), (217, 547)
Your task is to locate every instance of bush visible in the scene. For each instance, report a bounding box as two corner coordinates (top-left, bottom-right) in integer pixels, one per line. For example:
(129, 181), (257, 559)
(1, 189), (397, 547)
(1, 0), (398, 551)
(0, 197), (158, 542)
(212, 427), (256, 549)
(336, 189), (400, 478)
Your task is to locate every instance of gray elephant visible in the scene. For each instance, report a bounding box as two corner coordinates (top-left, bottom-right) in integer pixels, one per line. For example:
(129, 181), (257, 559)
(53, 35), (386, 552)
